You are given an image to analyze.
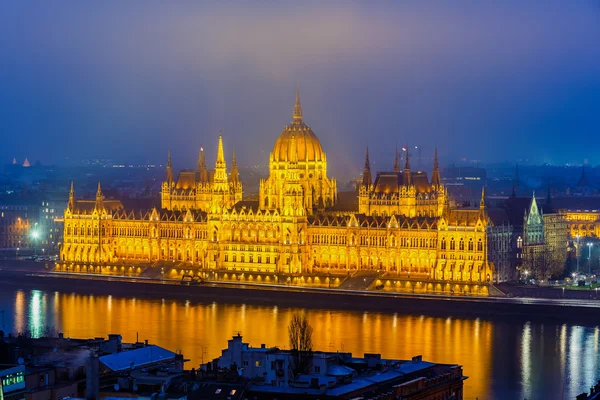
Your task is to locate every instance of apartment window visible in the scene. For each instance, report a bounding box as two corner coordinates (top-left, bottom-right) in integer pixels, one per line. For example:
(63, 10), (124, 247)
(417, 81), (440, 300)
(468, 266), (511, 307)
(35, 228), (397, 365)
(243, 361), (248, 366)
(255, 361), (262, 367)
(271, 361), (276, 370)
(314, 366), (321, 373)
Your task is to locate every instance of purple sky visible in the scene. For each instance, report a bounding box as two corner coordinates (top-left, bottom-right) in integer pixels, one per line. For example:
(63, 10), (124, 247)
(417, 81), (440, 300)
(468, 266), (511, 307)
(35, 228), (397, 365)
(1, 1), (599, 180)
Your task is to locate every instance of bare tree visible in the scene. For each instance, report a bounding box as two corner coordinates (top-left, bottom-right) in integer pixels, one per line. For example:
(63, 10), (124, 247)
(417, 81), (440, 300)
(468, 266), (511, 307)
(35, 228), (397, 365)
(523, 244), (565, 281)
(288, 313), (313, 377)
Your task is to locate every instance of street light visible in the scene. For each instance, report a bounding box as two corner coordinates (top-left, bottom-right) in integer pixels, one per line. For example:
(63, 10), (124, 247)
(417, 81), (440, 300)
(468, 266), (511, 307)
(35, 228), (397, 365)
(576, 234), (580, 273)
(587, 243), (594, 276)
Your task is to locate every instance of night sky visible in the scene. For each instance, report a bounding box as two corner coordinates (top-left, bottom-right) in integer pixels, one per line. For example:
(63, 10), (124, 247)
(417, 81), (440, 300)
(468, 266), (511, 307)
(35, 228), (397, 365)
(1, 2), (599, 179)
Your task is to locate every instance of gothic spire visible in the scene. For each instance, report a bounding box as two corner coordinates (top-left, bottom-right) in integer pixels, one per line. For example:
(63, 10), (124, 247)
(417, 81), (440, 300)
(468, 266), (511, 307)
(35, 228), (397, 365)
(95, 181), (104, 212)
(362, 146), (372, 188)
(68, 181), (75, 211)
(403, 146), (411, 186)
(292, 85), (303, 121)
(216, 132), (226, 166)
(393, 146), (400, 173)
(480, 186), (486, 210)
(198, 146), (209, 183)
(166, 149), (173, 184)
(230, 149), (239, 186)
(431, 147), (441, 187)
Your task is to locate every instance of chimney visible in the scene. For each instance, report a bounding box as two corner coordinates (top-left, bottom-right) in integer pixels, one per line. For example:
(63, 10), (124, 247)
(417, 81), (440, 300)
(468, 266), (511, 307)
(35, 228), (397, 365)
(85, 353), (100, 400)
(145, 339), (149, 347)
(261, 344), (266, 349)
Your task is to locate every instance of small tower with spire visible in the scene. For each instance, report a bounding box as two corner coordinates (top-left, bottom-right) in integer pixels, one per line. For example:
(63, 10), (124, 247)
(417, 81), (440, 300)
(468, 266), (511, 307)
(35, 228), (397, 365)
(94, 181), (104, 212)
(197, 147), (209, 183)
(403, 146), (411, 186)
(230, 149), (240, 187)
(362, 147), (372, 188)
(166, 149), (174, 185)
(480, 186), (486, 211)
(431, 147), (441, 187)
(67, 181), (75, 211)
(393, 146), (400, 173)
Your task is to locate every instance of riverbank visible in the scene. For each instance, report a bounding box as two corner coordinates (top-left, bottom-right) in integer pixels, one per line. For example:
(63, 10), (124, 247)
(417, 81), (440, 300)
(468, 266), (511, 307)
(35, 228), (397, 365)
(1, 269), (599, 323)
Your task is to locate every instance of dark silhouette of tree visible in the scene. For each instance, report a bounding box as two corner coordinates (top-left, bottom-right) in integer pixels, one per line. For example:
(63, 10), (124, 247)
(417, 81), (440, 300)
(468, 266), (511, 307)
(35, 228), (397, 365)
(288, 313), (313, 377)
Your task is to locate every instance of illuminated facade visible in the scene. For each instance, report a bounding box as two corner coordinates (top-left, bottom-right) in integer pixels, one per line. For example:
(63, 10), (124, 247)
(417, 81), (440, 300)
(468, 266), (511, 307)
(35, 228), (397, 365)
(60, 90), (495, 283)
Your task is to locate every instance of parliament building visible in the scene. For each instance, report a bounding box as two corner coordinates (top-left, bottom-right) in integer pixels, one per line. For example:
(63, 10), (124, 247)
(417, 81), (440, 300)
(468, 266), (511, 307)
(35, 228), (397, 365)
(59, 90), (495, 284)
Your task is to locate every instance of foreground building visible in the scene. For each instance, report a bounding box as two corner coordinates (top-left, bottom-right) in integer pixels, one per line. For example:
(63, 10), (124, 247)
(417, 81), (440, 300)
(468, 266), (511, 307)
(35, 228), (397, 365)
(60, 90), (498, 284)
(204, 334), (466, 400)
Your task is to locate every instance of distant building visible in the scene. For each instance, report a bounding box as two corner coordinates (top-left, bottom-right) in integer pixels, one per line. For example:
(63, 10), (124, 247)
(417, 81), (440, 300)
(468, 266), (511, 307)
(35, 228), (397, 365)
(0, 200), (39, 249)
(205, 334), (467, 400)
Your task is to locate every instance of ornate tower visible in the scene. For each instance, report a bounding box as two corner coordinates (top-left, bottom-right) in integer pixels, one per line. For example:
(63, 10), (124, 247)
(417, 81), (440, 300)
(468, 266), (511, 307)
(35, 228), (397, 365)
(67, 181), (75, 211)
(260, 87), (336, 212)
(212, 133), (229, 193)
(166, 149), (174, 185)
(94, 182), (104, 213)
(403, 146), (411, 186)
(393, 146), (400, 173)
(363, 147), (372, 188)
(230, 150), (239, 187)
(431, 148), (441, 187)
(197, 147), (209, 183)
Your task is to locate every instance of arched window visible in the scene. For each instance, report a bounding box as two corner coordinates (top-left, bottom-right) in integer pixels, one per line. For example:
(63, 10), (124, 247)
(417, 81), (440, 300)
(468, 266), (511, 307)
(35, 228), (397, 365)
(459, 238), (464, 251)
(477, 238), (483, 252)
(468, 238), (474, 251)
(241, 254), (245, 263)
(441, 238), (446, 250)
(517, 236), (523, 249)
(450, 238), (455, 250)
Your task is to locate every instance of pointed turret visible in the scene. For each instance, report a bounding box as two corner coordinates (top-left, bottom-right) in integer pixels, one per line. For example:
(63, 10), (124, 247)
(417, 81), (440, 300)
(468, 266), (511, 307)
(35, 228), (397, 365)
(212, 132), (229, 190)
(393, 146), (400, 173)
(68, 181), (75, 211)
(292, 86), (303, 121)
(166, 149), (174, 184)
(431, 147), (441, 187)
(362, 147), (372, 188)
(197, 147), (209, 183)
(230, 149), (240, 186)
(95, 181), (104, 212)
(216, 132), (226, 167)
(403, 146), (411, 186)
(480, 186), (486, 210)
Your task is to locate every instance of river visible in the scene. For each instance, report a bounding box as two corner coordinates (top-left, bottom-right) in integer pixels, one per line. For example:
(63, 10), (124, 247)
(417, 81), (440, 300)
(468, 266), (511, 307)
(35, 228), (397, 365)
(0, 284), (598, 400)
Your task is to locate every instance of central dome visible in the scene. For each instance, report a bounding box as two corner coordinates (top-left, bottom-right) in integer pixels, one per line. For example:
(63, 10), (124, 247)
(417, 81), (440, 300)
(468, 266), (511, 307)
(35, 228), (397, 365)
(271, 88), (325, 163)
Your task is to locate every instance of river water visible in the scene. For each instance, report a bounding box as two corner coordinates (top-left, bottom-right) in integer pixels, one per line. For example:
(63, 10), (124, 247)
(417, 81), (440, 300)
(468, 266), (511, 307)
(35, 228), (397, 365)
(0, 285), (598, 400)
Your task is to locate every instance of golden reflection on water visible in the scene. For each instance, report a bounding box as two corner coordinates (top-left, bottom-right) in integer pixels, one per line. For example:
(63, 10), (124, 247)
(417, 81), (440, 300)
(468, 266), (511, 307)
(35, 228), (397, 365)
(6, 289), (600, 399)
(15, 291), (491, 397)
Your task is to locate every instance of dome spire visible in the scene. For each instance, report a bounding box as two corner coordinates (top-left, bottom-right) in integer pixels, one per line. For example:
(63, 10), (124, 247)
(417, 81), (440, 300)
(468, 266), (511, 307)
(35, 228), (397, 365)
(293, 85), (303, 121)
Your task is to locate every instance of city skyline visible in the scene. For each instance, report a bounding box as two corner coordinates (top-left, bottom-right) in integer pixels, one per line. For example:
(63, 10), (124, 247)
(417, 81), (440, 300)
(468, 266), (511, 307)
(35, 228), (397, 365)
(1, 2), (600, 175)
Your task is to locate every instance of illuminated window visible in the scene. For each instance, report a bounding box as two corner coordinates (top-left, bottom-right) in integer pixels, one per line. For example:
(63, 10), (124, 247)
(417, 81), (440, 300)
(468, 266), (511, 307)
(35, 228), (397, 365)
(517, 236), (523, 249)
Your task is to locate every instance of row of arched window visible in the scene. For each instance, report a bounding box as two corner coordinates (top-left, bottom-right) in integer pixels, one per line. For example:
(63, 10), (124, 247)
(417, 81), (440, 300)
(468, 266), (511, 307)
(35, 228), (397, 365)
(440, 237), (483, 252)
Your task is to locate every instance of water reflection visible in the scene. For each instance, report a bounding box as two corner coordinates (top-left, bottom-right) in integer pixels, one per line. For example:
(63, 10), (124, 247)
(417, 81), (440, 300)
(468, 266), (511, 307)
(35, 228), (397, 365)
(0, 288), (599, 399)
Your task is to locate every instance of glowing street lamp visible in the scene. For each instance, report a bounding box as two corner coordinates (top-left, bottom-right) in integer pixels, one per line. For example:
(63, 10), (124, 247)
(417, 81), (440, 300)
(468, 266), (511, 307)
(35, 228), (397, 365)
(588, 243), (594, 276)
(576, 234), (580, 273)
